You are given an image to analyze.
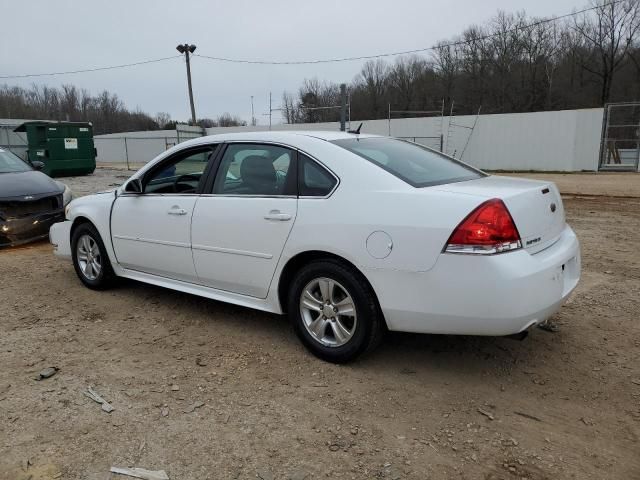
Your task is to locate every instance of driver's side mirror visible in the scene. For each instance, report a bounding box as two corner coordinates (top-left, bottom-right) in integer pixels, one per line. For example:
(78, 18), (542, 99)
(125, 178), (143, 193)
(31, 160), (45, 171)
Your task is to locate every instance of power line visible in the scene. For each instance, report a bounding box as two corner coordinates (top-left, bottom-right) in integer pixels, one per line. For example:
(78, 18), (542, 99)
(0, 55), (181, 80)
(0, 1), (620, 79)
(194, 2), (619, 65)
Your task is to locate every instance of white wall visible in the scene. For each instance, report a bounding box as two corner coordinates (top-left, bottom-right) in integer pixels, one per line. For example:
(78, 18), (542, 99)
(95, 129), (177, 139)
(457, 108), (603, 171)
(0, 119), (34, 160)
(204, 108), (604, 171)
(93, 108), (605, 171)
(94, 131), (178, 164)
(94, 128), (203, 164)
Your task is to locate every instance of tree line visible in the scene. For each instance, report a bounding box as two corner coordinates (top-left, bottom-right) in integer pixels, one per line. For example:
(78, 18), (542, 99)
(282, 0), (640, 123)
(0, 84), (245, 135)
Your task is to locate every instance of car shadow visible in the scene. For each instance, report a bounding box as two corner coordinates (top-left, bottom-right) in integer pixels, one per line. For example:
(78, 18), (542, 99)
(111, 277), (559, 376)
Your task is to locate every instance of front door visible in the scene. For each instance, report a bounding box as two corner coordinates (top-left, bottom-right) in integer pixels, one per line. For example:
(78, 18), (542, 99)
(111, 146), (215, 283)
(191, 143), (298, 298)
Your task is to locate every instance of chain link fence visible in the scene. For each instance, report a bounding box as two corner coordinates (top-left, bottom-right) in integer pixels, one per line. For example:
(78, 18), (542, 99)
(95, 124), (205, 170)
(599, 102), (640, 171)
(0, 123), (28, 159)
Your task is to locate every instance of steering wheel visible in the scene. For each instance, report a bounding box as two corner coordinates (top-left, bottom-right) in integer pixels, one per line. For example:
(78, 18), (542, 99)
(173, 173), (201, 193)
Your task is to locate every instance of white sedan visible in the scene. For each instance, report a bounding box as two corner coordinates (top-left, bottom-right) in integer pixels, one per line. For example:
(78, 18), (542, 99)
(50, 131), (580, 362)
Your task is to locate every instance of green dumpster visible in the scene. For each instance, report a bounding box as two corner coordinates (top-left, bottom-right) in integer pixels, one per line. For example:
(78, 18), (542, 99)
(14, 121), (96, 177)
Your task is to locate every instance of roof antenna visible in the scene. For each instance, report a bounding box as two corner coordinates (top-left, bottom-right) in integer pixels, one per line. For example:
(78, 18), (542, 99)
(348, 122), (363, 135)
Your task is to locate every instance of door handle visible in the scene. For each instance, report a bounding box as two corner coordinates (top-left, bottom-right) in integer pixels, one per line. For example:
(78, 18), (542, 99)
(168, 206), (188, 216)
(264, 210), (292, 221)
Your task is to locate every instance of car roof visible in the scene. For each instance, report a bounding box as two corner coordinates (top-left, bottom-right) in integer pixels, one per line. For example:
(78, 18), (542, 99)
(185, 130), (382, 146)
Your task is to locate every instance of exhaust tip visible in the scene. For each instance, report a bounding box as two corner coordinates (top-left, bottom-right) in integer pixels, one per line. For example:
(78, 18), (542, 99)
(504, 330), (529, 341)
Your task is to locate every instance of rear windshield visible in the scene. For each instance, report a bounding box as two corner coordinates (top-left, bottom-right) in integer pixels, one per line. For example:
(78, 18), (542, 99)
(331, 137), (484, 187)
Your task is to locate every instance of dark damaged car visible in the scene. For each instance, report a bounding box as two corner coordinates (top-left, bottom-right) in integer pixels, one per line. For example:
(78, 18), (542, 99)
(0, 148), (72, 247)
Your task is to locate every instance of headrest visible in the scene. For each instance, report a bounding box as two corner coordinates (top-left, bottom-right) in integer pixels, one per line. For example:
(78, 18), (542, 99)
(240, 156), (277, 193)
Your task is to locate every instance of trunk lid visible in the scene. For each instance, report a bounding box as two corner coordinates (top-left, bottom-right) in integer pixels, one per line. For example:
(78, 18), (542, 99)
(432, 175), (565, 254)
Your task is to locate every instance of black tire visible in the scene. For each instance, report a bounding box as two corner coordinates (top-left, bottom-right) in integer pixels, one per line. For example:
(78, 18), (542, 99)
(288, 259), (384, 363)
(71, 223), (115, 290)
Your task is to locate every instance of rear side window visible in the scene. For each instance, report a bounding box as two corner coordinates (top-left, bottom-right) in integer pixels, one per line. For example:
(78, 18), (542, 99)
(213, 143), (295, 196)
(298, 154), (337, 197)
(331, 137), (484, 187)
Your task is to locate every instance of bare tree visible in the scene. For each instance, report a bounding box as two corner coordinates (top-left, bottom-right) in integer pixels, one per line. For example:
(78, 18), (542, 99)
(487, 11), (524, 111)
(388, 56), (426, 110)
(281, 92), (300, 124)
(433, 41), (460, 104)
(519, 18), (563, 109)
(0, 84), (165, 134)
(296, 78), (340, 123)
(216, 113), (246, 127)
(574, 0), (640, 104)
(458, 25), (491, 109)
(154, 112), (172, 129)
(355, 60), (388, 118)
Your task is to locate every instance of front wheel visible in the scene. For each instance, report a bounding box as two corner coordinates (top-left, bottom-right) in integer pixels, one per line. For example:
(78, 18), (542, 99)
(71, 223), (115, 290)
(288, 260), (384, 363)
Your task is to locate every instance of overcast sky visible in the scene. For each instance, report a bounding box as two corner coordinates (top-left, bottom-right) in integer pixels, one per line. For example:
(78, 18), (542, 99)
(2, 0), (583, 125)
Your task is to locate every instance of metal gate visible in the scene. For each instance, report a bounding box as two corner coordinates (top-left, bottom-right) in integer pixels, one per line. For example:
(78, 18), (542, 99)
(599, 102), (640, 171)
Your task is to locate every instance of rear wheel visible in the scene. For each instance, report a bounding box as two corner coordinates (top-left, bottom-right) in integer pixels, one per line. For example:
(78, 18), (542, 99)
(71, 223), (115, 290)
(288, 260), (384, 363)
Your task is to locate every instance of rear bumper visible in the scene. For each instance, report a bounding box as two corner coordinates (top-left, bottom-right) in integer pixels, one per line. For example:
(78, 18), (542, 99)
(367, 225), (581, 336)
(0, 211), (65, 248)
(49, 220), (73, 258)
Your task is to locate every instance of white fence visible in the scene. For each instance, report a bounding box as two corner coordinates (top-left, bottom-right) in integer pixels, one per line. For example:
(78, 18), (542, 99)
(0, 119), (31, 160)
(93, 126), (204, 166)
(203, 108), (604, 172)
(85, 108), (606, 171)
(93, 130), (178, 167)
(1, 110), (607, 171)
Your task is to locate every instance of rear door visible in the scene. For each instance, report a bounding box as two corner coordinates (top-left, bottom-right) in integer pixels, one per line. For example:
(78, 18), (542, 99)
(191, 143), (298, 298)
(111, 146), (215, 282)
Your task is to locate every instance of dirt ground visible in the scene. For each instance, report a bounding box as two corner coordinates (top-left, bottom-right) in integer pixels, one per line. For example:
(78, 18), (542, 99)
(505, 172), (640, 198)
(1, 169), (639, 480)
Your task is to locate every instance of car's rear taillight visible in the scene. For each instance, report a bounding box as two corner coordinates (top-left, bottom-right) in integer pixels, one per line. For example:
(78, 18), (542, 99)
(445, 198), (521, 255)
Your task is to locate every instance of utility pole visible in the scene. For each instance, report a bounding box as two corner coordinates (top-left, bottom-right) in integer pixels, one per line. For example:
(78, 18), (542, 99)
(176, 43), (197, 125)
(251, 96), (256, 126)
(262, 92), (282, 129)
(348, 91), (351, 131)
(339, 83), (347, 132)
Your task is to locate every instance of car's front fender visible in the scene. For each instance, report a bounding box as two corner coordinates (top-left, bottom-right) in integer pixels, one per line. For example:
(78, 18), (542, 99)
(63, 191), (120, 268)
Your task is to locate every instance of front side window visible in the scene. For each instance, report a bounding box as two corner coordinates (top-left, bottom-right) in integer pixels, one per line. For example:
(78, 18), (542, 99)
(0, 149), (32, 173)
(298, 154), (337, 197)
(331, 137), (484, 188)
(144, 148), (213, 194)
(213, 144), (294, 196)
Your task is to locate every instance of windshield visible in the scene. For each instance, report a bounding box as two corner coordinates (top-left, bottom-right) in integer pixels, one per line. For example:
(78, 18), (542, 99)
(0, 149), (32, 174)
(331, 137), (484, 187)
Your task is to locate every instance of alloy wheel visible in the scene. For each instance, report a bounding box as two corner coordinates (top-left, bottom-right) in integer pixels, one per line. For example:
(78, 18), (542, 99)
(76, 234), (102, 281)
(299, 277), (357, 347)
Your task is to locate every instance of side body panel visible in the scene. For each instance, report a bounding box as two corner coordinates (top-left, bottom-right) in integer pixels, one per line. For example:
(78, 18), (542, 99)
(192, 197), (298, 297)
(111, 195), (198, 283)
